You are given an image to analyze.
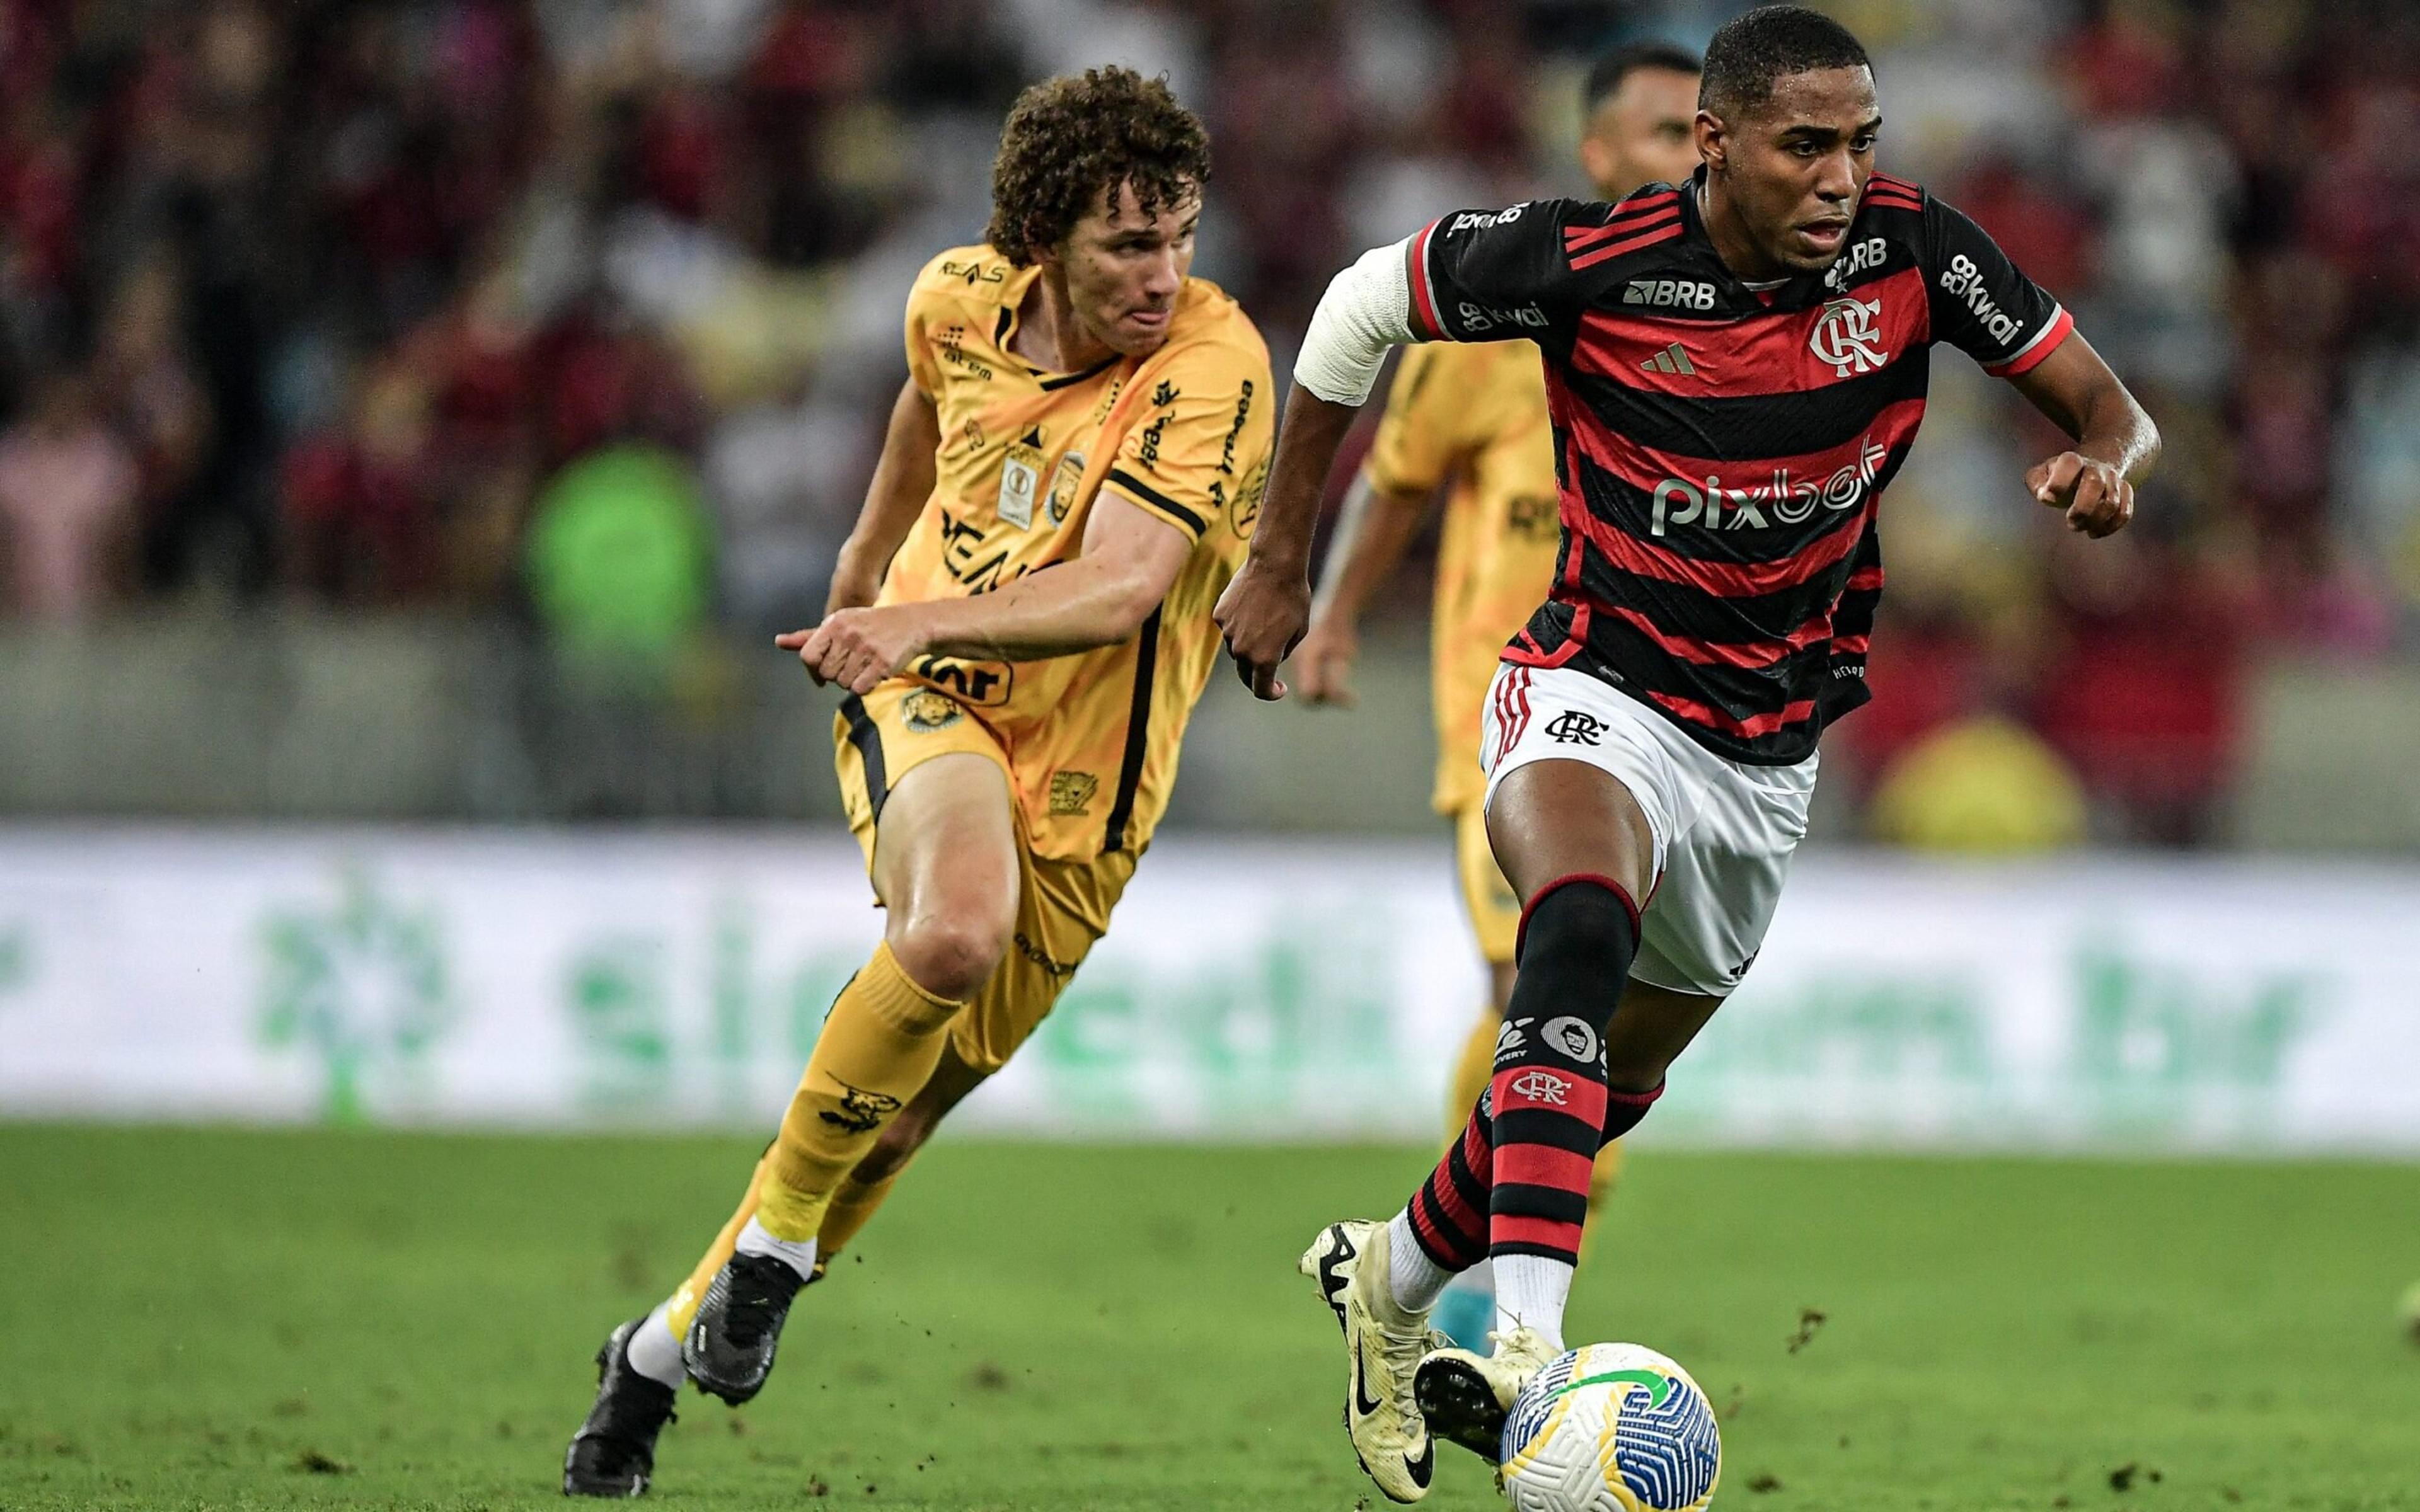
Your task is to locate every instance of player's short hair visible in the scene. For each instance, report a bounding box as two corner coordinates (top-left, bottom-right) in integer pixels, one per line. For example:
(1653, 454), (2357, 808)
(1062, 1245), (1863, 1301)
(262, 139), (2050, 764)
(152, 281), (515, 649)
(1581, 41), (1703, 117)
(1699, 6), (1871, 120)
(986, 67), (1211, 267)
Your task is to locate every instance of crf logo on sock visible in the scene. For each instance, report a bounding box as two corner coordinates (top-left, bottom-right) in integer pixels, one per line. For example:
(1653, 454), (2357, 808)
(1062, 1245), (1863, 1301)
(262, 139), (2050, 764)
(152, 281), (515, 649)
(1505, 1070), (1572, 1107)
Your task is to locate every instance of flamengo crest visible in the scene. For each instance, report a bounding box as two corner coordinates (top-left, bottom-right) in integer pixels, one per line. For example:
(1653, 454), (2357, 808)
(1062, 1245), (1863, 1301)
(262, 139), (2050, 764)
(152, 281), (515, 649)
(1809, 295), (1887, 377)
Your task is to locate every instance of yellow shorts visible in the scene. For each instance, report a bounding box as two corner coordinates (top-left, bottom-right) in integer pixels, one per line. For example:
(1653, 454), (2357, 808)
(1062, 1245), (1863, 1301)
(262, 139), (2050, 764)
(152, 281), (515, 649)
(833, 679), (1136, 1074)
(1453, 796), (1521, 966)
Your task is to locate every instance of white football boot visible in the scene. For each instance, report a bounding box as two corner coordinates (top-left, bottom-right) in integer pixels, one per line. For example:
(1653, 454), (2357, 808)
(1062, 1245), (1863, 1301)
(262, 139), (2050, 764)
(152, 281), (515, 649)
(1414, 1326), (1561, 1462)
(1300, 1220), (1441, 1502)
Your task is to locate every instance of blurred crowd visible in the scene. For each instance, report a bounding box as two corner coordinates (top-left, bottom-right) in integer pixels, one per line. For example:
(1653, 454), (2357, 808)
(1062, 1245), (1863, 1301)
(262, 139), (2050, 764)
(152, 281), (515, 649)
(0, 0), (2416, 844)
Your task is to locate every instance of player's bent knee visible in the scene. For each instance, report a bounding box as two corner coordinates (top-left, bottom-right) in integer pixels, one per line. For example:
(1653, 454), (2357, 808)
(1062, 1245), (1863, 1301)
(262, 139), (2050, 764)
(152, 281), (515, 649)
(1603, 1058), (1673, 1096)
(1516, 876), (1642, 985)
(887, 914), (1011, 1002)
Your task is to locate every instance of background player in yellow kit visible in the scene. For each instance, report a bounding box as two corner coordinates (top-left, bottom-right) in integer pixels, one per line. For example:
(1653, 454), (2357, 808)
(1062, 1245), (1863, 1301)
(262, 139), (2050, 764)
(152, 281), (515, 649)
(563, 67), (1273, 1498)
(1288, 42), (1702, 1353)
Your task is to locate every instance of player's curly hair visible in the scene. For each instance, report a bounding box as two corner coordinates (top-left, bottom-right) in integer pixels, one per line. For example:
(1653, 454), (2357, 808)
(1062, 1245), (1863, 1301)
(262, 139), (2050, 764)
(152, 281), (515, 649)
(985, 67), (1210, 266)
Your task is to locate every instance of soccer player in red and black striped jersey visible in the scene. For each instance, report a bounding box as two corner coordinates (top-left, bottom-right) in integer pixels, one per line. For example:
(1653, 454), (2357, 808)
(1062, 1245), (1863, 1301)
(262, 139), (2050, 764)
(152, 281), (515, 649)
(1218, 6), (2158, 1495)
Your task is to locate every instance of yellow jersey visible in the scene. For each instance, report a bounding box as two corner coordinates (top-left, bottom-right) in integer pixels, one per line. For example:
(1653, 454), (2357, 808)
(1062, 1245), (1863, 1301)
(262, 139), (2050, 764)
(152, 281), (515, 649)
(1361, 340), (1562, 814)
(878, 244), (1274, 860)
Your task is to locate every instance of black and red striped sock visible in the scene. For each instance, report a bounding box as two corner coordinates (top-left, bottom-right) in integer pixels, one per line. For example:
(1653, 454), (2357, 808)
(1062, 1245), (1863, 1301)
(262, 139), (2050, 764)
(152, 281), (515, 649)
(1488, 874), (1640, 1267)
(1406, 1086), (1495, 1273)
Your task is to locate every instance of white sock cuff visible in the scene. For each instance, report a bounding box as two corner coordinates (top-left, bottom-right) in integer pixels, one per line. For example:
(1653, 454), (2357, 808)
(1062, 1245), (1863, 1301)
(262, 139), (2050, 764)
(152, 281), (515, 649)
(736, 1215), (821, 1282)
(1494, 1254), (1572, 1353)
(624, 1299), (687, 1387)
(1385, 1210), (1454, 1314)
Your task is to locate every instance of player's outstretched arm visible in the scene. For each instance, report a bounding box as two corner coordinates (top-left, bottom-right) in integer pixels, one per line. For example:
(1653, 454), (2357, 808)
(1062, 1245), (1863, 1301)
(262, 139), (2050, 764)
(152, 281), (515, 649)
(776, 490), (1189, 693)
(826, 377), (942, 614)
(1294, 474), (1431, 707)
(2005, 329), (2160, 540)
(1216, 243), (1422, 699)
(1216, 389), (1359, 699)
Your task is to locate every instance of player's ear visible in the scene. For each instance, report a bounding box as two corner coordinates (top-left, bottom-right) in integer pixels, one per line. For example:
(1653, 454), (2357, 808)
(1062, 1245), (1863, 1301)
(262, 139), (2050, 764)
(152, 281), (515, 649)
(1022, 216), (1058, 269)
(1578, 132), (1615, 192)
(1695, 110), (1725, 173)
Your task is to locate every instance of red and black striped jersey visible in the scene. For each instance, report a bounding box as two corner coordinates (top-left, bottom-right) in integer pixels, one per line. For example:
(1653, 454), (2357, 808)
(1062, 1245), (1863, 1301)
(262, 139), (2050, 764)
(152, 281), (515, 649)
(1403, 168), (2073, 765)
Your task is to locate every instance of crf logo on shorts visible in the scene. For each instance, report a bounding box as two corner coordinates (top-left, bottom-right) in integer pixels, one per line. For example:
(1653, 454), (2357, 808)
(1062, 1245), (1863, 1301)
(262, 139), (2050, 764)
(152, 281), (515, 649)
(1546, 711), (1605, 745)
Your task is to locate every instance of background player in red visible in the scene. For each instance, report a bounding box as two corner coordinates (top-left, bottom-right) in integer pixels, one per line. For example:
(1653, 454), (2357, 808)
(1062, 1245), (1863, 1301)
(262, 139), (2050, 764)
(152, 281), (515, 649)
(1217, 5), (2160, 1498)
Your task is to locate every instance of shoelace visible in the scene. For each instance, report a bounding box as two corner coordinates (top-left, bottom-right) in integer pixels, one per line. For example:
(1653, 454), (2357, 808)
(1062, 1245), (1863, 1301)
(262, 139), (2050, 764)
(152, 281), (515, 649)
(1377, 1320), (1434, 1407)
(723, 1257), (798, 1347)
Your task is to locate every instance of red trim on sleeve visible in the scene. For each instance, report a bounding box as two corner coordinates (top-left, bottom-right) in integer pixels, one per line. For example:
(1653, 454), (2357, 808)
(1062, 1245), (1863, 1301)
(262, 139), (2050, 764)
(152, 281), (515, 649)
(1985, 306), (2074, 377)
(1570, 220), (1683, 271)
(1404, 220), (1445, 341)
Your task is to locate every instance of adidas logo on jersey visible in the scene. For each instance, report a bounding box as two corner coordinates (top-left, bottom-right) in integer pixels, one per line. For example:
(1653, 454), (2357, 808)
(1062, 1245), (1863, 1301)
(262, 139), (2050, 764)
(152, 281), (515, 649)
(1623, 277), (1717, 310)
(1640, 343), (1696, 376)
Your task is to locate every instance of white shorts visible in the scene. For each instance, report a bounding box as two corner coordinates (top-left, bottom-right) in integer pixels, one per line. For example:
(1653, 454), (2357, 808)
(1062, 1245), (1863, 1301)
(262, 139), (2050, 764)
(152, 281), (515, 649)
(1478, 663), (1818, 997)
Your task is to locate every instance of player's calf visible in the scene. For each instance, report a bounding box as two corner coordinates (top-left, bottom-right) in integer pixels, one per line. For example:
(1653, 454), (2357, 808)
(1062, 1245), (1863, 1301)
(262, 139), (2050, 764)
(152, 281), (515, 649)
(563, 1318), (679, 1498)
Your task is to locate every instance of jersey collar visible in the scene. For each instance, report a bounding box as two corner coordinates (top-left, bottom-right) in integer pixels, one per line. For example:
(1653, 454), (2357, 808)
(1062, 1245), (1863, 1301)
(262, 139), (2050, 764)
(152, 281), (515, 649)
(996, 265), (1126, 389)
(1678, 168), (1838, 311)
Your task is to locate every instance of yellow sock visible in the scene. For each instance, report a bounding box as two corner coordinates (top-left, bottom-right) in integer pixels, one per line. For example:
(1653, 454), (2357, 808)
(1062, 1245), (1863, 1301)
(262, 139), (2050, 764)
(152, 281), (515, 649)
(666, 1150), (771, 1337)
(1590, 1137), (1625, 1205)
(757, 940), (962, 1242)
(815, 1161), (911, 1261)
(1446, 1006), (1499, 1136)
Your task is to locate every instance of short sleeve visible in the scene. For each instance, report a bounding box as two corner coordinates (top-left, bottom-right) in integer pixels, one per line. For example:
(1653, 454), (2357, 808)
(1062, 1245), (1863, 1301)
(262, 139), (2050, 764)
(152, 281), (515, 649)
(1407, 198), (1594, 345)
(902, 281), (942, 397)
(1922, 197), (2074, 377)
(1103, 341), (1276, 544)
(1361, 345), (1466, 496)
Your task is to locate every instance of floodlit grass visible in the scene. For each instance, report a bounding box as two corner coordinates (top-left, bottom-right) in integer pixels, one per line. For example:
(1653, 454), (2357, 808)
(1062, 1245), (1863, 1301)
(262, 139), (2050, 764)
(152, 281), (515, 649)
(2, 1125), (2415, 1509)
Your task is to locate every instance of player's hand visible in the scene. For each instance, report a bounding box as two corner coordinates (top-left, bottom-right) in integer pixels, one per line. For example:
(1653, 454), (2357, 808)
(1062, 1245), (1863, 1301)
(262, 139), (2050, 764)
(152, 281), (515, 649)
(2027, 451), (2133, 539)
(1291, 619), (1359, 707)
(775, 606), (926, 694)
(1213, 555), (1310, 701)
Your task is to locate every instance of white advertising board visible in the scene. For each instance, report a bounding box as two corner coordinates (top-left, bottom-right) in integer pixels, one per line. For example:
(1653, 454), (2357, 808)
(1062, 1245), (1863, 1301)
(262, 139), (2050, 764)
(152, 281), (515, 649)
(0, 828), (2412, 1152)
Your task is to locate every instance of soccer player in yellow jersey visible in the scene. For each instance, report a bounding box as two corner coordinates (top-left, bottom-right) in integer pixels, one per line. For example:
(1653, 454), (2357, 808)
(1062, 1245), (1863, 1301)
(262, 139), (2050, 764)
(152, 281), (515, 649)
(1288, 43), (1703, 1356)
(564, 68), (1274, 1497)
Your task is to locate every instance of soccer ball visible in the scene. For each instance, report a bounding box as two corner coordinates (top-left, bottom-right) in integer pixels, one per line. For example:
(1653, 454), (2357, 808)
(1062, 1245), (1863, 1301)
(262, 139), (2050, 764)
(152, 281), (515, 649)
(1498, 1342), (1722, 1512)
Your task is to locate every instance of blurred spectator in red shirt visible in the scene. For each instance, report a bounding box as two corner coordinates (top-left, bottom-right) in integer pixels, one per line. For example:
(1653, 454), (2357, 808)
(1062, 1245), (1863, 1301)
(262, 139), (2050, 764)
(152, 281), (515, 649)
(0, 369), (141, 619)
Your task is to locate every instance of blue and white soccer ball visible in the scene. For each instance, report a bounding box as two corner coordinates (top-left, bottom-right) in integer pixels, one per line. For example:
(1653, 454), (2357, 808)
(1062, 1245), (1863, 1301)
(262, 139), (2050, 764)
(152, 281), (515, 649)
(1498, 1343), (1723, 1512)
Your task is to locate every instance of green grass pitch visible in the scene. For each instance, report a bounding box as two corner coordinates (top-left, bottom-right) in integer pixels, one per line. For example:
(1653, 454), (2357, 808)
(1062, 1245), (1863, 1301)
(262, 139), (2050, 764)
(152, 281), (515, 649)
(2, 1125), (2416, 1510)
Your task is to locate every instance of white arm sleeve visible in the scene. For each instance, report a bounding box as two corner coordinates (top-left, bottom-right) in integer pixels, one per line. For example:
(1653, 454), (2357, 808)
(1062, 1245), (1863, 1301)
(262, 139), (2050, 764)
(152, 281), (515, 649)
(1291, 238), (1419, 406)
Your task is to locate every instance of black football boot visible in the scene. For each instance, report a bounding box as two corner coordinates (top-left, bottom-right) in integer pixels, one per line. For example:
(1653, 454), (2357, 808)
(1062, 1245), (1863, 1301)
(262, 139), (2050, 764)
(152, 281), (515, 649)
(563, 1317), (679, 1497)
(681, 1253), (806, 1406)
